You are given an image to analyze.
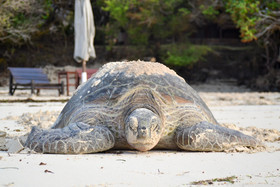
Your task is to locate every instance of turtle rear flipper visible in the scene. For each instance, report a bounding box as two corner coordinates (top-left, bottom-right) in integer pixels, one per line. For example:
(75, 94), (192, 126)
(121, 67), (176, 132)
(25, 123), (115, 154)
(175, 121), (261, 152)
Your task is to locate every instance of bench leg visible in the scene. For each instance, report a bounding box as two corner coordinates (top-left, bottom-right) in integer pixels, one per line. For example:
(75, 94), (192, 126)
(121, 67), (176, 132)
(9, 74), (14, 95)
(9, 85), (15, 95)
(31, 80), (35, 95)
(59, 81), (64, 96)
(10, 85), (16, 95)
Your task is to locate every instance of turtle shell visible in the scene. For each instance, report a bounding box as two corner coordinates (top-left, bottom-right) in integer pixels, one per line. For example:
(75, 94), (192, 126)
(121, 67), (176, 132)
(52, 61), (216, 129)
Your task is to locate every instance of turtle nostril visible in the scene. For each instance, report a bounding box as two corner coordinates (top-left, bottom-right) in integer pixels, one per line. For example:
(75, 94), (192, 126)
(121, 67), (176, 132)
(138, 127), (148, 138)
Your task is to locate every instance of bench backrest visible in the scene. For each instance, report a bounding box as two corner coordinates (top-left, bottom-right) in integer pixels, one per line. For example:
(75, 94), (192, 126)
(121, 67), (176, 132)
(8, 67), (50, 84)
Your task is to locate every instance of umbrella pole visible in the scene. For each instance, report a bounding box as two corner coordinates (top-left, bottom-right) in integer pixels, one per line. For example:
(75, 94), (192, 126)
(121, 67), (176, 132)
(81, 60), (87, 83)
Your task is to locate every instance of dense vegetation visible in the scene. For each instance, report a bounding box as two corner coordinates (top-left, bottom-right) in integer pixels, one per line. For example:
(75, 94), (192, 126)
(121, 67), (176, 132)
(0, 0), (279, 89)
(0, 0), (53, 45)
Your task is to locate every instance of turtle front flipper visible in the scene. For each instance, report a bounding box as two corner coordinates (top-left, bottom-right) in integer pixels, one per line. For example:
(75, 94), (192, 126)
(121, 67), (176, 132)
(25, 122), (115, 154)
(175, 121), (261, 152)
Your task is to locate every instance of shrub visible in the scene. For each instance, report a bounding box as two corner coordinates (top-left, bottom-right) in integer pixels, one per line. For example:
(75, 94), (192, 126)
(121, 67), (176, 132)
(163, 44), (213, 67)
(0, 0), (52, 45)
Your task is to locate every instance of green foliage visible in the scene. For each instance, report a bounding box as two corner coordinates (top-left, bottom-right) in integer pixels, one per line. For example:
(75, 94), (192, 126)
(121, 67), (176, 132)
(199, 4), (219, 19)
(127, 26), (149, 45)
(0, 0), (53, 45)
(42, 0), (53, 20)
(102, 0), (191, 45)
(225, 0), (260, 42)
(225, 0), (280, 42)
(178, 8), (190, 16)
(164, 44), (213, 67)
(224, 0), (280, 70)
(101, 0), (279, 46)
(1, 0), (278, 71)
(103, 0), (133, 27)
(12, 13), (26, 27)
(265, 1), (280, 10)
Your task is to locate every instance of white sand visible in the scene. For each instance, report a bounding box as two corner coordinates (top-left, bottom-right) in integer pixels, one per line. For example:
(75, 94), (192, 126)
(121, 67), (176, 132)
(1, 149), (279, 186)
(0, 78), (280, 186)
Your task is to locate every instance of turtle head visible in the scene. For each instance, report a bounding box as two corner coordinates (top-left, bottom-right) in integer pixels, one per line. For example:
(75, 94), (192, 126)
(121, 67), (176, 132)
(125, 108), (163, 151)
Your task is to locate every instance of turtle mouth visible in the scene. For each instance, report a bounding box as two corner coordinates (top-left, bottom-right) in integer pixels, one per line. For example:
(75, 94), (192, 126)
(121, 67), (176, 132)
(128, 136), (156, 151)
(132, 136), (155, 144)
(132, 142), (155, 152)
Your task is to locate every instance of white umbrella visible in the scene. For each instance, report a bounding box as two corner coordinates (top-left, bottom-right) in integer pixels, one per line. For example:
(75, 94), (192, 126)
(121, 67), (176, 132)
(74, 0), (96, 83)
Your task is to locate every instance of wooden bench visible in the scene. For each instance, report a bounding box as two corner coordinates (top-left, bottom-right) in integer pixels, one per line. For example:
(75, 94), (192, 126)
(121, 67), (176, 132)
(76, 69), (98, 84)
(8, 67), (64, 96)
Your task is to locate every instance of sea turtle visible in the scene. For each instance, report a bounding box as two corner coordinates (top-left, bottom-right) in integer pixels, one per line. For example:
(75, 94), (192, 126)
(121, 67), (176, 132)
(25, 61), (260, 154)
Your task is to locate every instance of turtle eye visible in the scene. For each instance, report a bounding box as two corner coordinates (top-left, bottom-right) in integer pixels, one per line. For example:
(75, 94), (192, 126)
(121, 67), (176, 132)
(128, 117), (138, 132)
(151, 116), (159, 131)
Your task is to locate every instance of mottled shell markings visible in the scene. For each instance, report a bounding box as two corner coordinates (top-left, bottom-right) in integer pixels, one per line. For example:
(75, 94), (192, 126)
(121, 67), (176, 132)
(25, 61), (261, 154)
(92, 79), (101, 87)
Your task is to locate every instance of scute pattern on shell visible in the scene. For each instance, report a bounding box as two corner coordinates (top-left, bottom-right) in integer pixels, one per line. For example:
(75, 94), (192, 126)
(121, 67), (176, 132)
(52, 61), (216, 130)
(25, 60), (261, 154)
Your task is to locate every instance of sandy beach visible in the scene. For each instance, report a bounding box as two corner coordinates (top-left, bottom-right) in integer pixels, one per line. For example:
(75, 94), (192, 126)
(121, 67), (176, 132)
(0, 80), (280, 186)
(1, 0), (280, 185)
